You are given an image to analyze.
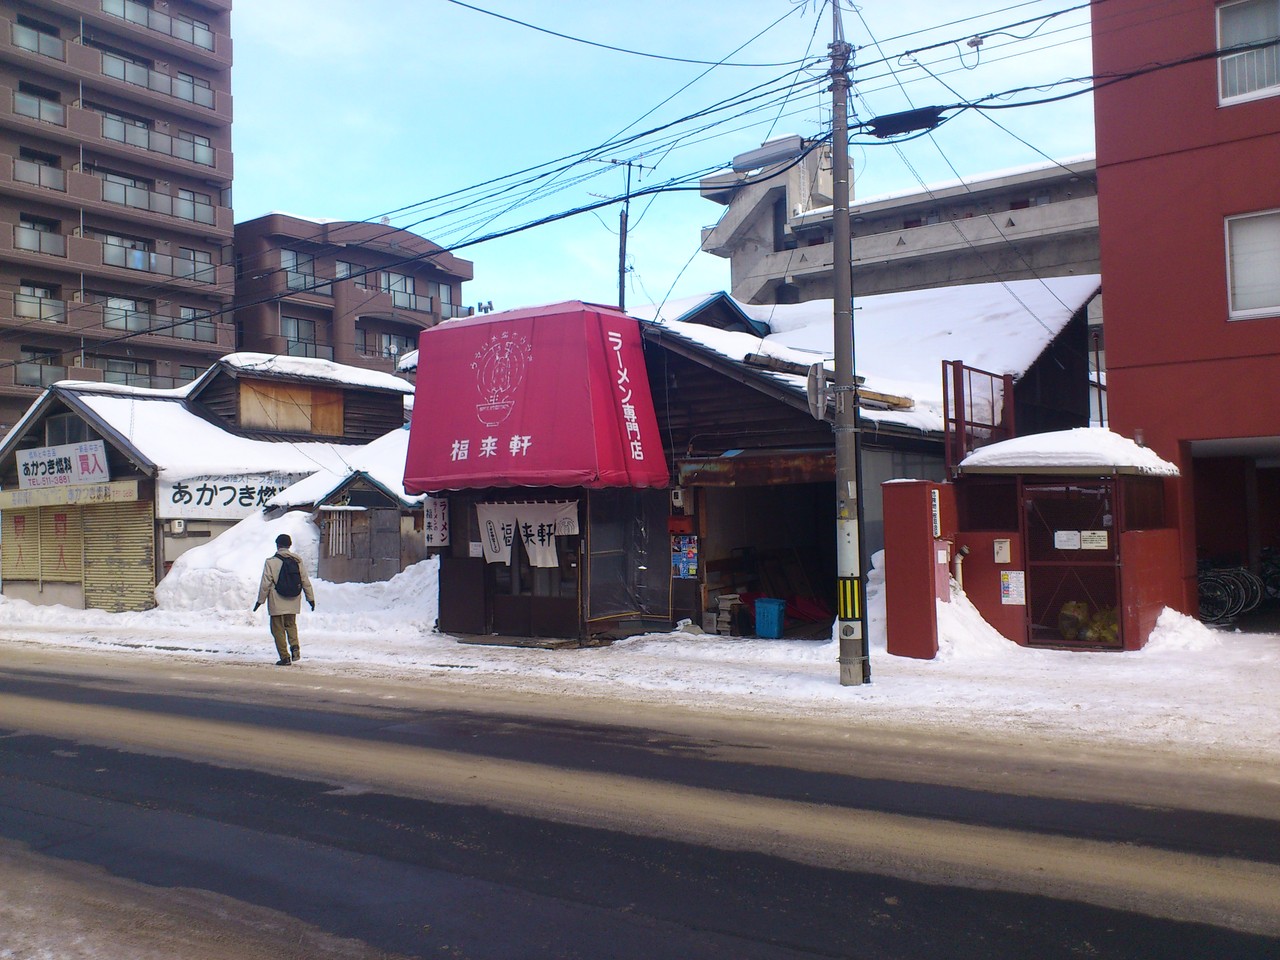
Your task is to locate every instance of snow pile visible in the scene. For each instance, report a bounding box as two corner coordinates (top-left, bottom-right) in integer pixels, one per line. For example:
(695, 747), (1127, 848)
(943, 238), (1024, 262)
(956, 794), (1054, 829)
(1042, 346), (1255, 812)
(959, 427), (1179, 476)
(155, 510), (319, 612)
(1140, 607), (1222, 652)
(935, 586), (1029, 661)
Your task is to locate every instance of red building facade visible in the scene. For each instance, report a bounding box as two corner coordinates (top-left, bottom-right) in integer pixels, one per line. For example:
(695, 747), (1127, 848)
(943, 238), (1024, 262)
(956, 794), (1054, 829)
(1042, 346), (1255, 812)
(1093, 0), (1280, 609)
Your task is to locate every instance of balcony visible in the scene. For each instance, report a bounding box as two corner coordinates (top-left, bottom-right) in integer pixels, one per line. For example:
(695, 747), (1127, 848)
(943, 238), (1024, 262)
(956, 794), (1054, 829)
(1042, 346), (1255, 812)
(15, 362), (68, 388)
(441, 303), (476, 319)
(101, 244), (217, 284)
(14, 226), (66, 257)
(14, 293), (67, 323)
(100, 178), (216, 226)
(387, 288), (426, 311)
(285, 340), (334, 361)
(13, 158), (66, 191)
(13, 90), (65, 126)
(12, 22), (64, 60)
(100, 52), (215, 109)
(100, 0), (215, 52)
(102, 306), (219, 343)
(99, 114), (215, 167)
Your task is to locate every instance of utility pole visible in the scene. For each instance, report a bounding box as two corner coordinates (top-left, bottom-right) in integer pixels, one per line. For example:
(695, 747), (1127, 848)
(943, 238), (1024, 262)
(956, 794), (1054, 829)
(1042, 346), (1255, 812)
(830, 4), (870, 685)
(618, 160), (633, 311)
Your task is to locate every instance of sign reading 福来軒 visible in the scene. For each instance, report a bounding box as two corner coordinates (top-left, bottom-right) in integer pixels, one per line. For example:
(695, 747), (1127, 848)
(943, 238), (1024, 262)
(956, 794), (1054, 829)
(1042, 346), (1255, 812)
(16, 440), (110, 489)
(157, 473), (304, 519)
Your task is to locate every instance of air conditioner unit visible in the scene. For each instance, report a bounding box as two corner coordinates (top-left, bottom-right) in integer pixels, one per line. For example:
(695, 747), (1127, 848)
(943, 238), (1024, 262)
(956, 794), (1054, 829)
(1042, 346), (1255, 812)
(168, 518), (186, 535)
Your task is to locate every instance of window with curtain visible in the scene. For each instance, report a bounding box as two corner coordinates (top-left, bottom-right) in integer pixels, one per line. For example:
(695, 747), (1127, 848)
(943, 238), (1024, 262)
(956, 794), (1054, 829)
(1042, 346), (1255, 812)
(1227, 209), (1280, 318)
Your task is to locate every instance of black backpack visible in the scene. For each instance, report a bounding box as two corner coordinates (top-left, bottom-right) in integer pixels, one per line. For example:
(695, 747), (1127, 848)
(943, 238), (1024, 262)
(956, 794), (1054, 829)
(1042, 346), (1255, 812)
(275, 554), (303, 598)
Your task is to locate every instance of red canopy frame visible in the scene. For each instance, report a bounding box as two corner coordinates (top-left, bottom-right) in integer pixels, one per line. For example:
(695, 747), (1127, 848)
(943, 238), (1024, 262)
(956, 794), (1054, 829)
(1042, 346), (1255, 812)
(404, 302), (669, 492)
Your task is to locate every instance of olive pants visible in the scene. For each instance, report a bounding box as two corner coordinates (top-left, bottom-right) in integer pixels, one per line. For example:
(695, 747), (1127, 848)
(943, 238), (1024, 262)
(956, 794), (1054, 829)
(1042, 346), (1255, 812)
(270, 614), (300, 661)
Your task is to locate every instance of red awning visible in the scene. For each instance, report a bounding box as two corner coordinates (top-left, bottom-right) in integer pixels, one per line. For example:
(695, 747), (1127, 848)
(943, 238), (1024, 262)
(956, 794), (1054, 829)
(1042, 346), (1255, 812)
(403, 302), (669, 492)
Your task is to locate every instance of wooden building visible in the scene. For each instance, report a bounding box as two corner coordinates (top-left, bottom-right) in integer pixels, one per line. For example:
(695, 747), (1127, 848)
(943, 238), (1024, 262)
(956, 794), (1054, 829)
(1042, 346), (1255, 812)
(0, 353), (413, 610)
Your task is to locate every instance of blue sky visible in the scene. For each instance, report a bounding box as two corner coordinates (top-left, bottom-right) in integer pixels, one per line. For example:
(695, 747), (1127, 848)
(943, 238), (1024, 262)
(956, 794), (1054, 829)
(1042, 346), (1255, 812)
(230, 1), (1095, 312)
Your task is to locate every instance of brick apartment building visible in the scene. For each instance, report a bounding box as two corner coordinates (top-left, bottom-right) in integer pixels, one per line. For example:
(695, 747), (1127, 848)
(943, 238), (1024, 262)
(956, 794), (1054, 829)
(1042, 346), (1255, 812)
(233, 213), (474, 375)
(0, 0), (235, 432)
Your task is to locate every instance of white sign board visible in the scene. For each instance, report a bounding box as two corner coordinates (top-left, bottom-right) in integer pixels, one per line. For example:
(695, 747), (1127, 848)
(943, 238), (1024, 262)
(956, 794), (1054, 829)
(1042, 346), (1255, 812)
(423, 496), (450, 547)
(1053, 530), (1082, 551)
(16, 440), (110, 489)
(1000, 570), (1026, 605)
(157, 473), (303, 520)
(1080, 530), (1109, 550)
(0, 479), (138, 510)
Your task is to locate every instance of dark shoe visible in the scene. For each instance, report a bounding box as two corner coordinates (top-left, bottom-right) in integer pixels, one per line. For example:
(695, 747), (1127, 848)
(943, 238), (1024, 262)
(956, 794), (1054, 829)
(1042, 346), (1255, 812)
(290, 648), (300, 662)
(275, 658), (292, 666)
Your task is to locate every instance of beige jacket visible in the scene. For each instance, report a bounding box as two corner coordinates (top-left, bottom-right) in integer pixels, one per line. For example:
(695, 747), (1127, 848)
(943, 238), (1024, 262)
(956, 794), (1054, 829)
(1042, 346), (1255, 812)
(256, 549), (315, 616)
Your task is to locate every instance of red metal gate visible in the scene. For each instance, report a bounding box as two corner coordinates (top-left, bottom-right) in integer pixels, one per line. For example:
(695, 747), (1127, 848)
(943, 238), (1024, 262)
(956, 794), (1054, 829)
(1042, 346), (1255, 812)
(1021, 479), (1122, 649)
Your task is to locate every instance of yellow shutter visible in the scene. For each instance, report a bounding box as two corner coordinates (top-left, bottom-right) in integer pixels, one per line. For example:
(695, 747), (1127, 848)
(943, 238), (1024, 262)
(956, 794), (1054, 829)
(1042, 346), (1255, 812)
(39, 506), (83, 582)
(1, 508), (40, 580)
(83, 501), (156, 612)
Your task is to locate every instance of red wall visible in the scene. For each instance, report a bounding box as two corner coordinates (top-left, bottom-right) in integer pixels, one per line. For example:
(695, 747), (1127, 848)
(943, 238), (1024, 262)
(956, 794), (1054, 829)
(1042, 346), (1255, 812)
(953, 530), (1028, 647)
(1094, 0), (1280, 436)
(1093, 0), (1280, 603)
(882, 481), (954, 660)
(1121, 529), (1184, 651)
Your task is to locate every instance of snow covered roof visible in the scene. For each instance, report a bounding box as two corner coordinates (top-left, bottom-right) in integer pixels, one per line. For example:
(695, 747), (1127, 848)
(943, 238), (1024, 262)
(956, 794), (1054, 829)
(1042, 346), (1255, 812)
(271, 426), (424, 508)
(957, 427), (1179, 476)
(69, 390), (361, 483)
(631, 276), (1101, 435)
(195, 353), (414, 395)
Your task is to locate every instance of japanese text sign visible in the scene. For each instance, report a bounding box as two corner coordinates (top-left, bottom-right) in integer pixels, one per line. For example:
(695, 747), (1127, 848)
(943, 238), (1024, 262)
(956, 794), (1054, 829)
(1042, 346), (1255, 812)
(17, 440), (111, 490)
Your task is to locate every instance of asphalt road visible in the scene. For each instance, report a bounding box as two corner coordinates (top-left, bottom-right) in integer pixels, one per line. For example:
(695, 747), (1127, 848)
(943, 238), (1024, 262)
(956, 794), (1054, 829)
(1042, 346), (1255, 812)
(1, 641), (1278, 959)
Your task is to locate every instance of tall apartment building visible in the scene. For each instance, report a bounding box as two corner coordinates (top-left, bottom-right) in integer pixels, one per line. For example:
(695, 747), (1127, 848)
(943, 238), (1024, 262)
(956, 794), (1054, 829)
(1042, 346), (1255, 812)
(234, 213), (474, 375)
(0, 0), (234, 432)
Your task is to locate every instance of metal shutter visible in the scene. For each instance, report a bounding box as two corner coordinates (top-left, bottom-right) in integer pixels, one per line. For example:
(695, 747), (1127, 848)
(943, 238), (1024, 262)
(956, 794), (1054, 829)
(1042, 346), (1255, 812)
(83, 501), (156, 612)
(1, 508), (40, 581)
(39, 506), (83, 583)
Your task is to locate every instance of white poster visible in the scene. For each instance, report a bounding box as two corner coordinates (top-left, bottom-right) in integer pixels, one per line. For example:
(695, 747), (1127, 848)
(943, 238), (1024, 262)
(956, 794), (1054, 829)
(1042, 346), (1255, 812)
(1000, 570), (1026, 605)
(1080, 530), (1109, 550)
(1053, 530), (1082, 550)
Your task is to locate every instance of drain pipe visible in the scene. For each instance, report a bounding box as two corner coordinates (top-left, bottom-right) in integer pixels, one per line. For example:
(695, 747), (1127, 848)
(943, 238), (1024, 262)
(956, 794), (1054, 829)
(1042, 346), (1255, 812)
(951, 544), (971, 591)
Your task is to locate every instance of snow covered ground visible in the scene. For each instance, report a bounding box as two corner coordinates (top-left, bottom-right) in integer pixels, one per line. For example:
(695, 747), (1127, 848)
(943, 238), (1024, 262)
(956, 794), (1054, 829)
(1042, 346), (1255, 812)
(1, 510), (1276, 767)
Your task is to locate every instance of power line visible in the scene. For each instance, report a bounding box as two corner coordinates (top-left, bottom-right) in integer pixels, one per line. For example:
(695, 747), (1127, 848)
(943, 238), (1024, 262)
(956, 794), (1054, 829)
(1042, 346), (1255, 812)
(14, 12), (1238, 380)
(440, 0), (816, 67)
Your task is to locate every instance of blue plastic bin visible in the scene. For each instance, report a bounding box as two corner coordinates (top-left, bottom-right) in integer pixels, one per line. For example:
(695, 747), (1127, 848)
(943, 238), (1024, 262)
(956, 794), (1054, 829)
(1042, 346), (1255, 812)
(755, 598), (785, 638)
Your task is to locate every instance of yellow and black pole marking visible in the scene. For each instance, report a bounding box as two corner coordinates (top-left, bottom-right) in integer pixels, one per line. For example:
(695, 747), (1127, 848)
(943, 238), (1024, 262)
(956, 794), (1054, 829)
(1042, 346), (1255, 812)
(837, 577), (862, 622)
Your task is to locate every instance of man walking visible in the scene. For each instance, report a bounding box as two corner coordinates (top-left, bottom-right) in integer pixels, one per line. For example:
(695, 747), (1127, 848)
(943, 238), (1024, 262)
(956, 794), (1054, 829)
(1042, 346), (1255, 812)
(254, 533), (315, 665)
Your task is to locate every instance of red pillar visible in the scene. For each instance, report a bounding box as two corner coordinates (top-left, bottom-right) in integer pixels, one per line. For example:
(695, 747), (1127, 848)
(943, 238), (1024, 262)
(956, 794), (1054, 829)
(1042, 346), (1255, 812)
(882, 481), (955, 660)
